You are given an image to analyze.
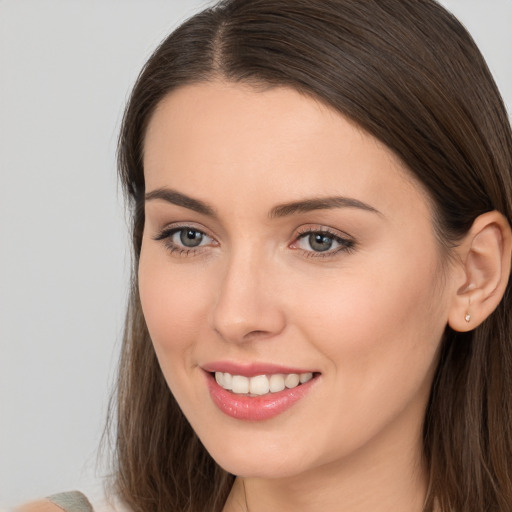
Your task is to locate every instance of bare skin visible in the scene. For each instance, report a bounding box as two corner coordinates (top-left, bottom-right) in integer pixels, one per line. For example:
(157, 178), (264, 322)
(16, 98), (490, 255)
(139, 81), (509, 512)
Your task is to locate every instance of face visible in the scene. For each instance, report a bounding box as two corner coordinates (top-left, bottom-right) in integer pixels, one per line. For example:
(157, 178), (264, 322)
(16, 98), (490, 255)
(139, 81), (457, 479)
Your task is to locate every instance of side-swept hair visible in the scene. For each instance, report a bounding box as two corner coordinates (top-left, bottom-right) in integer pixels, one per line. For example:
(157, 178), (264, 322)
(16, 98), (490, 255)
(112, 1), (512, 511)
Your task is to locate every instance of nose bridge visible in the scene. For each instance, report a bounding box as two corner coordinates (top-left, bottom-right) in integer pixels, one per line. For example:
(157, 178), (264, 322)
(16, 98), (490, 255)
(210, 241), (285, 343)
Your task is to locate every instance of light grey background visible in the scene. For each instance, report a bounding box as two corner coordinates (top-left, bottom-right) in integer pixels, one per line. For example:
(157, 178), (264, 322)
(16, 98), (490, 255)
(0, 0), (511, 507)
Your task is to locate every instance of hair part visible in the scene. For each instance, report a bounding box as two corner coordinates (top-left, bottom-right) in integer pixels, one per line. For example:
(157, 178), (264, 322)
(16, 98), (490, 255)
(112, 1), (512, 511)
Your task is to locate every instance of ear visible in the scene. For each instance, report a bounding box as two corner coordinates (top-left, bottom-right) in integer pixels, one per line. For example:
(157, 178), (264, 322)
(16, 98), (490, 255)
(448, 211), (512, 332)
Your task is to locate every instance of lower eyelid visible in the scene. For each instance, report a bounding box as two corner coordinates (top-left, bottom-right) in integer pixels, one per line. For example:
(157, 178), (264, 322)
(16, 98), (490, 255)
(160, 238), (210, 258)
(153, 225), (354, 257)
(153, 226), (219, 258)
(292, 230), (355, 254)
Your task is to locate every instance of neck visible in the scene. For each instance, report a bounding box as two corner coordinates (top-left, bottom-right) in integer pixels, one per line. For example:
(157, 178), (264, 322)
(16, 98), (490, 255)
(223, 417), (429, 512)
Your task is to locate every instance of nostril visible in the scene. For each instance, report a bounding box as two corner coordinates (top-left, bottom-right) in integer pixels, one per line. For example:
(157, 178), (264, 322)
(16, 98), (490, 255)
(242, 329), (272, 341)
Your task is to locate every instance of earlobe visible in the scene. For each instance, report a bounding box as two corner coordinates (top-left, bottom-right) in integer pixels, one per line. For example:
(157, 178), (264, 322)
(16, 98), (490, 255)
(448, 211), (512, 332)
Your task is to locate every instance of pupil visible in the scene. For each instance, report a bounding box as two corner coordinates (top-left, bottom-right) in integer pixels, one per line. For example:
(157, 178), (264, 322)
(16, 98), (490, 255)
(310, 233), (333, 252)
(180, 229), (203, 247)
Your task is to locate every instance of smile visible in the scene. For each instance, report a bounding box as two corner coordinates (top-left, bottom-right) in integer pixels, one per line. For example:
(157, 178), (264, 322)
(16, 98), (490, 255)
(204, 367), (319, 421)
(215, 371), (314, 396)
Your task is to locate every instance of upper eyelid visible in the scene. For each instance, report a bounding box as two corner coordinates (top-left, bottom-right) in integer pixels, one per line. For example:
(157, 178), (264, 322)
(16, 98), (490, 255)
(292, 225), (356, 252)
(153, 223), (355, 247)
(154, 226), (216, 256)
(154, 222), (217, 240)
(294, 225), (353, 240)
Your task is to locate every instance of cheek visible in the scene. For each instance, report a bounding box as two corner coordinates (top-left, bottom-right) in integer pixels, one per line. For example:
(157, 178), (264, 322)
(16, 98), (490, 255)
(138, 247), (211, 364)
(290, 247), (447, 396)
(279, 251), (447, 458)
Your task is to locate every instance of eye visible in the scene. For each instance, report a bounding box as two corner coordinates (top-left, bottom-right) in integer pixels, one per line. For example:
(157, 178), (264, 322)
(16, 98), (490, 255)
(292, 228), (355, 256)
(173, 228), (209, 248)
(154, 226), (216, 255)
(304, 233), (336, 252)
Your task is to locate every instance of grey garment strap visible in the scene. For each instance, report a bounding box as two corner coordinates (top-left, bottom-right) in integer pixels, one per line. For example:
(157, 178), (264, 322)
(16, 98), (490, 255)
(46, 492), (93, 512)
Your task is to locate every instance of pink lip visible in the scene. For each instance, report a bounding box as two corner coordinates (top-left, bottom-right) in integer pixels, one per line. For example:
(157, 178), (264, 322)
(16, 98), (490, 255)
(202, 361), (315, 377)
(203, 370), (318, 421)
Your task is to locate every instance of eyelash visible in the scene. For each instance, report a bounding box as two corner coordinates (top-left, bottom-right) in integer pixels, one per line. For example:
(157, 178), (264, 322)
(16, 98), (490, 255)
(153, 225), (356, 259)
(292, 227), (356, 258)
(153, 225), (216, 257)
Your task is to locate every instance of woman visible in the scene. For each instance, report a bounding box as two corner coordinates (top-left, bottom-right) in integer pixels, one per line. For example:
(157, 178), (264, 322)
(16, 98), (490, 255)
(19, 0), (512, 511)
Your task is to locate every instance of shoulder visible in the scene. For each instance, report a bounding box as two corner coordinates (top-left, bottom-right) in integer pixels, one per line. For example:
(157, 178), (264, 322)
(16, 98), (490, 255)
(11, 490), (131, 512)
(13, 492), (93, 512)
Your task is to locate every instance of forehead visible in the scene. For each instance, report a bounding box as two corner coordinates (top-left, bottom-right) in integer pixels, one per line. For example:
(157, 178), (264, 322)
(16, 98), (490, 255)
(143, 81), (430, 220)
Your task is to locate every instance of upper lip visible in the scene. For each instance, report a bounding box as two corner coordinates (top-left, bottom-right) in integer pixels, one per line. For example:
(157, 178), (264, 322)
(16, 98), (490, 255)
(201, 361), (317, 377)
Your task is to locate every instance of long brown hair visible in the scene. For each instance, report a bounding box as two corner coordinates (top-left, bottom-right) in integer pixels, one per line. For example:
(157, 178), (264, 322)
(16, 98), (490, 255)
(111, 1), (512, 511)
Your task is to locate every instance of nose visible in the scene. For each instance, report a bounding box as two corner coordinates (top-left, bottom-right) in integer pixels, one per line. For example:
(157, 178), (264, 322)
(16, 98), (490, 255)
(210, 247), (286, 344)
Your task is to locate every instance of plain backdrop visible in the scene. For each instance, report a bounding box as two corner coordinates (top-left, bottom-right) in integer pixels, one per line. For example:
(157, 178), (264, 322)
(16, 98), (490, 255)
(0, 0), (511, 507)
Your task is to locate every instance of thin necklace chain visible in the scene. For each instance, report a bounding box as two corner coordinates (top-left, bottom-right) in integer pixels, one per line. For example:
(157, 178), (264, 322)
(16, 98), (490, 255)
(242, 479), (250, 512)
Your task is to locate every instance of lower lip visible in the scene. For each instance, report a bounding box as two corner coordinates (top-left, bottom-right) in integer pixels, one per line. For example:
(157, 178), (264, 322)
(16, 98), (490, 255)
(205, 372), (317, 421)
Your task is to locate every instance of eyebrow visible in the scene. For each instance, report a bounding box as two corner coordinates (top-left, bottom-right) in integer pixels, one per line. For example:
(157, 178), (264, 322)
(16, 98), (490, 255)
(145, 188), (216, 217)
(269, 197), (380, 218)
(145, 187), (380, 219)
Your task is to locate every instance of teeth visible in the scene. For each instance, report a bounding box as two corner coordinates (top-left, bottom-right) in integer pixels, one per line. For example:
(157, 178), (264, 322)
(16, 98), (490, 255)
(223, 372), (232, 390)
(300, 372), (313, 384)
(249, 375), (270, 395)
(214, 371), (315, 395)
(284, 373), (300, 388)
(269, 373), (286, 393)
(231, 375), (249, 394)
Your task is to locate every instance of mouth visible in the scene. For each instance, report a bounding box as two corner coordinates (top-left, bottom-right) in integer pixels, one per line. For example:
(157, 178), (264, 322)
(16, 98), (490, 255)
(203, 367), (320, 421)
(213, 371), (315, 396)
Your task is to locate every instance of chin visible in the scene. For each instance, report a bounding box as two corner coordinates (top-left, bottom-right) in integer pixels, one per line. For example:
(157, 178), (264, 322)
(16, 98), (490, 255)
(192, 421), (324, 479)
(210, 446), (308, 479)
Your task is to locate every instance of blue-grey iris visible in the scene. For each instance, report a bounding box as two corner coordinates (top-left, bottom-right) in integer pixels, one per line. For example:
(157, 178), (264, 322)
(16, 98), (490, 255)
(309, 233), (333, 252)
(180, 229), (203, 247)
